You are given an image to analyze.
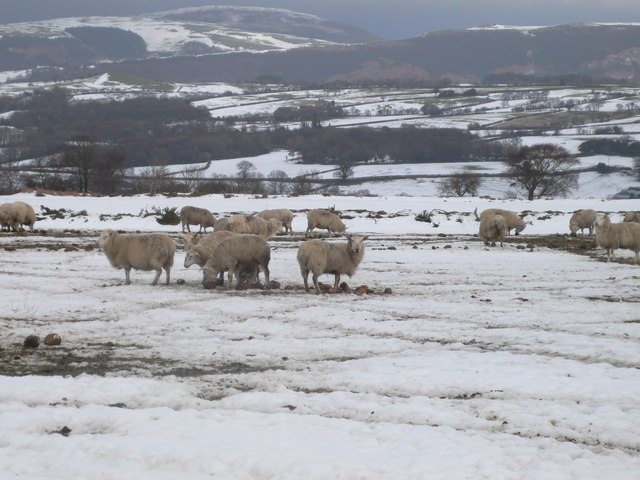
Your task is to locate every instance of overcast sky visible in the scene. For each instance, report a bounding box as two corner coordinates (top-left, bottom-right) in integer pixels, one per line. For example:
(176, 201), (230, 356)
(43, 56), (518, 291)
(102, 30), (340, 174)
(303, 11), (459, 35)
(2, 0), (640, 39)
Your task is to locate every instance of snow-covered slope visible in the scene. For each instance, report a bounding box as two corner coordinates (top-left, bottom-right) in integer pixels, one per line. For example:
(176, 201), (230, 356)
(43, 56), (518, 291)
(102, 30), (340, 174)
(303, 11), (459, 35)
(0, 6), (376, 60)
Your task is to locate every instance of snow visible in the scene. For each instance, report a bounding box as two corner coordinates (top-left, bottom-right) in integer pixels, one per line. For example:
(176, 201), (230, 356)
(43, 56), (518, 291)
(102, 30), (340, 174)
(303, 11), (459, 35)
(1, 191), (640, 478)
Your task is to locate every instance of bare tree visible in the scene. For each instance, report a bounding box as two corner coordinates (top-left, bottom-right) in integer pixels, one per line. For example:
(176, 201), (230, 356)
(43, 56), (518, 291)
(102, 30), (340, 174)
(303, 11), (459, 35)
(505, 144), (579, 200)
(268, 169), (290, 194)
(334, 160), (354, 180)
(293, 170), (320, 195)
(438, 173), (483, 197)
(61, 134), (98, 193)
(91, 148), (126, 194)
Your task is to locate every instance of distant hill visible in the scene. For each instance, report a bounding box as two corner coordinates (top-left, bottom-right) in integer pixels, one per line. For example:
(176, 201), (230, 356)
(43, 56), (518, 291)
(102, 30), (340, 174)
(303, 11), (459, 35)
(0, 6), (379, 71)
(3, 15), (640, 85)
(85, 23), (640, 85)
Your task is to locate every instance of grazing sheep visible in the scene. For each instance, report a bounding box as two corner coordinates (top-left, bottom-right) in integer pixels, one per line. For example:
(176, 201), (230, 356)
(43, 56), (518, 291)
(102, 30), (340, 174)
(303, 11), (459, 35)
(306, 209), (346, 236)
(478, 214), (508, 247)
(247, 216), (282, 238)
(214, 214), (251, 234)
(474, 208), (526, 235)
(595, 213), (640, 264)
(623, 212), (640, 223)
(569, 209), (597, 236)
(182, 232), (201, 251)
(1, 202), (36, 232)
(297, 235), (367, 293)
(98, 229), (176, 285)
(180, 206), (216, 233)
(184, 231), (236, 268)
(0, 203), (13, 231)
(258, 209), (294, 234)
(203, 234), (270, 289)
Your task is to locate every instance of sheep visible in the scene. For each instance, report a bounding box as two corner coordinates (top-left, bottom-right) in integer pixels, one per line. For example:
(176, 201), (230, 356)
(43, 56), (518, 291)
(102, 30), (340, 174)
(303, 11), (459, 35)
(0, 203), (13, 231)
(1, 201), (36, 232)
(98, 229), (176, 285)
(297, 235), (367, 293)
(478, 213), (508, 247)
(247, 216), (282, 238)
(474, 207), (526, 235)
(182, 232), (201, 251)
(595, 213), (640, 264)
(203, 234), (271, 289)
(214, 214), (251, 234)
(184, 231), (236, 268)
(569, 209), (597, 236)
(623, 212), (640, 223)
(258, 209), (294, 234)
(180, 206), (216, 233)
(306, 209), (346, 236)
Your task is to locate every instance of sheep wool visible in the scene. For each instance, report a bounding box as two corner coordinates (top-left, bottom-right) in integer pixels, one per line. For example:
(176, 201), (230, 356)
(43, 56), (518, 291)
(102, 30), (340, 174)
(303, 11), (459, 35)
(475, 208), (526, 235)
(258, 209), (294, 234)
(184, 231), (236, 268)
(306, 209), (346, 235)
(478, 214), (508, 247)
(595, 214), (640, 264)
(99, 229), (176, 285)
(569, 209), (597, 236)
(180, 206), (216, 233)
(297, 235), (367, 293)
(203, 234), (271, 289)
(623, 212), (640, 223)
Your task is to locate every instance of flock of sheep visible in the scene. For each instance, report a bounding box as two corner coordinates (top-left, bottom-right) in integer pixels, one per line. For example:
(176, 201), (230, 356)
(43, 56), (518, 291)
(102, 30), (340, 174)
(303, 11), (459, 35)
(98, 207), (363, 293)
(2, 200), (640, 292)
(476, 207), (640, 264)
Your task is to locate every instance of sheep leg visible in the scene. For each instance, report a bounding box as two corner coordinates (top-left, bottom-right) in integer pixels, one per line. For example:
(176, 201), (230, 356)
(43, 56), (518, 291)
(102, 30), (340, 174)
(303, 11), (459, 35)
(262, 264), (270, 287)
(124, 267), (132, 285)
(301, 269), (310, 292)
(312, 273), (321, 294)
(227, 265), (237, 289)
(333, 273), (341, 290)
(164, 266), (171, 285)
(151, 268), (162, 286)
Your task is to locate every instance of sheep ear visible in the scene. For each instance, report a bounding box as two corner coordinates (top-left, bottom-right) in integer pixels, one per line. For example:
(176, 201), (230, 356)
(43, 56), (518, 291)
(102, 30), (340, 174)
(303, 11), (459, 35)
(362, 235), (369, 240)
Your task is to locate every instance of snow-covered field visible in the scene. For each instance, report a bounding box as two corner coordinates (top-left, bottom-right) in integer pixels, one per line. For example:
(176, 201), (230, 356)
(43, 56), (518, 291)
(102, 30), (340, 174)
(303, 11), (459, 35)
(1, 192), (639, 479)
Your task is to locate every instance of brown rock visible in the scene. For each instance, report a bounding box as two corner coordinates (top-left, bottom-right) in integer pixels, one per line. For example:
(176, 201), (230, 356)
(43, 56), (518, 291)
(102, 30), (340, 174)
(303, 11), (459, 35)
(23, 335), (40, 348)
(355, 286), (369, 295)
(236, 282), (251, 291)
(384, 287), (393, 294)
(44, 333), (62, 346)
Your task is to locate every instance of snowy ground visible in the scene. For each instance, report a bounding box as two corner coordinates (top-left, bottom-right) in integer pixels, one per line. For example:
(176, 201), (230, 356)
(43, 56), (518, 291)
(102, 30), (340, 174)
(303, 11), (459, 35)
(1, 192), (639, 479)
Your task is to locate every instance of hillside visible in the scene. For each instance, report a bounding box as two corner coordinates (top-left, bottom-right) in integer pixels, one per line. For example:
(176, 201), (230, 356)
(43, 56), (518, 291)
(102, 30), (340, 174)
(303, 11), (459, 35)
(0, 6), (378, 72)
(78, 23), (640, 85)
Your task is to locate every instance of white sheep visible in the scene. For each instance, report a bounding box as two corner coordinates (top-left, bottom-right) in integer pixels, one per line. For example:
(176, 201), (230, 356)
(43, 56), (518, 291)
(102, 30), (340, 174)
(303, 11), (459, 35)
(595, 213), (640, 264)
(623, 212), (640, 223)
(184, 231), (236, 269)
(569, 209), (597, 236)
(478, 214), (507, 247)
(182, 232), (201, 251)
(258, 209), (294, 234)
(203, 234), (271, 289)
(214, 214), (251, 233)
(247, 216), (282, 238)
(0, 203), (13, 231)
(180, 206), (216, 233)
(297, 235), (367, 293)
(98, 229), (176, 285)
(306, 209), (346, 236)
(1, 202), (36, 232)
(474, 207), (526, 235)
